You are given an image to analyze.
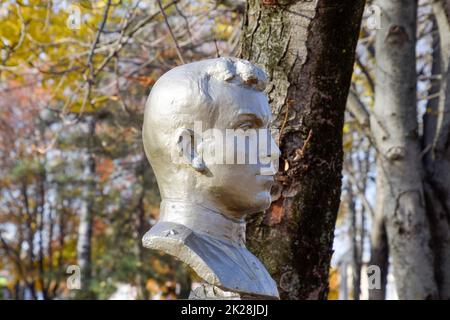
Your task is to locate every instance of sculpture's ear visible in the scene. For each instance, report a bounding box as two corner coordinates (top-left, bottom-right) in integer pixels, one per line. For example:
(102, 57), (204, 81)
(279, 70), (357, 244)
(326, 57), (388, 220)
(175, 128), (205, 172)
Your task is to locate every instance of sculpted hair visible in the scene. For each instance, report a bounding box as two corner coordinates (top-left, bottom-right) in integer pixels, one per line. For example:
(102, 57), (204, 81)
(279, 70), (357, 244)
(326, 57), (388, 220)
(204, 57), (267, 92)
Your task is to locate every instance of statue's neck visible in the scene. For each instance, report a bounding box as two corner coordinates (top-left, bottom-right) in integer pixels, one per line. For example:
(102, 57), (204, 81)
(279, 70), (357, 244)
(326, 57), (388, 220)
(159, 199), (246, 246)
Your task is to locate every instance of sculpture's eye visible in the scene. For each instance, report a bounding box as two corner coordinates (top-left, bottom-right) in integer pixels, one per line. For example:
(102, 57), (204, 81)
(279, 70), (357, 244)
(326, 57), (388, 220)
(237, 121), (254, 131)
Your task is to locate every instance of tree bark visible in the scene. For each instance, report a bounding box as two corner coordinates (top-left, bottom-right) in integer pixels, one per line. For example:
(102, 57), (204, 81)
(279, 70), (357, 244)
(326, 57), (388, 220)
(368, 159), (389, 300)
(349, 186), (361, 300)
(135, 156), (150, 300)
(240, 0), (365, 299)
(371, 0), (438, 299)
(76, 115), (97, 298)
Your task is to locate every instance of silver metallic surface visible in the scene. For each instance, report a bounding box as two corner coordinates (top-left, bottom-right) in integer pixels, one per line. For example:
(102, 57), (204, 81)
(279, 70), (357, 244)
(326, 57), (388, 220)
(188, 282), (244, 300)
(141, 57), (280, 299)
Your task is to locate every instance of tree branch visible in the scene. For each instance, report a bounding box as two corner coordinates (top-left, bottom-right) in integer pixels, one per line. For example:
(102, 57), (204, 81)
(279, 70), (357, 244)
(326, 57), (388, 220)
(157, 0), (185, 64)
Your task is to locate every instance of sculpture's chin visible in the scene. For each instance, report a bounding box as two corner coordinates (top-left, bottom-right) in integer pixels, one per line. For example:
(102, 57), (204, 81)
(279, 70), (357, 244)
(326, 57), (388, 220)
(241, 191), (272, 216)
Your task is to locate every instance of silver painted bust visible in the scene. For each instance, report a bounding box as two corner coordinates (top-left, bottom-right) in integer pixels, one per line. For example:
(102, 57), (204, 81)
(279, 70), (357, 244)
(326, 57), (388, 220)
(142, 57), (280, 299)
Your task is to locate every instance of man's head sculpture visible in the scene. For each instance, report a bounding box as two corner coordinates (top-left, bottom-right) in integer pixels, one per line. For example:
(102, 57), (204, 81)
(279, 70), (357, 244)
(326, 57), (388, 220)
(142, 57), (280, 299)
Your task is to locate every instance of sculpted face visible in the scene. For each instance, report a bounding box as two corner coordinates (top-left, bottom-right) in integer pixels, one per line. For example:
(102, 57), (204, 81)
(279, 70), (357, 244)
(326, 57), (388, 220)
(143, 58), (280, 220)
(197, 82), (279, 218)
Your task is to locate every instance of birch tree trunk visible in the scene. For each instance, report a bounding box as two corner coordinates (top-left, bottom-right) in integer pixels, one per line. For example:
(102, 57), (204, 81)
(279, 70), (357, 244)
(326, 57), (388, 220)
(76, 115), (97, 298)
(371, 0), (438, 299)
(368, 163), (389, 300)
(240, 0), (365, 299)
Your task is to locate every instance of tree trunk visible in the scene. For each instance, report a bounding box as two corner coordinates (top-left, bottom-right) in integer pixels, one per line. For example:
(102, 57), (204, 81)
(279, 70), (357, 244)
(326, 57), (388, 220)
(424, 0), (450, 299)
(350, 188), (362, 300)
(240, 0), (365, 299)
(76, 115), (97, 298)
(368, 159), (389, 300)
(371, 0), (438, 299)
(135, 157), (149, 300)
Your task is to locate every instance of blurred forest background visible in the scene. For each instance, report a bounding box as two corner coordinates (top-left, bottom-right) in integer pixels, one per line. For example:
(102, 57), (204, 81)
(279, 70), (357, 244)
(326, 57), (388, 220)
(0, 0), (450, 300)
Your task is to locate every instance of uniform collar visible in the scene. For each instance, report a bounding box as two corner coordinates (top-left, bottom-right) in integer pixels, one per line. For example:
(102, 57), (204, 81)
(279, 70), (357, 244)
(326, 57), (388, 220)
(159, 199), (246, 246)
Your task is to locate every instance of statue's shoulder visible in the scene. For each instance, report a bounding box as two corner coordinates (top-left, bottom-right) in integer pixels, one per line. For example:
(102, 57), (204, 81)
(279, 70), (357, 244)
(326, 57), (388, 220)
(142, 221), (193, 246)
(142, 221), (221, 285)
(142, 221), (279, 299)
